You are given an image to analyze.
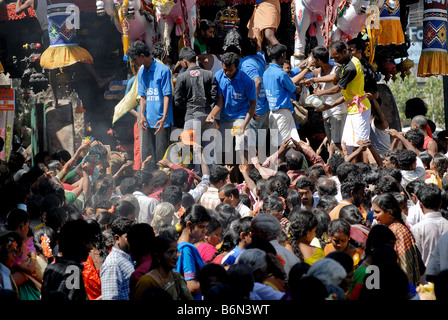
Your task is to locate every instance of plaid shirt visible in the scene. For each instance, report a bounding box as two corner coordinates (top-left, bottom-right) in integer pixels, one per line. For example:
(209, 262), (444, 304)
(100, 247), (135, 300)
(200, 187), (221, 210)
(41, 257), (87, 300)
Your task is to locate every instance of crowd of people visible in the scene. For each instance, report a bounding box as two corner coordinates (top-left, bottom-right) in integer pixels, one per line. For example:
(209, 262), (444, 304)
(2, 8), (448, 303)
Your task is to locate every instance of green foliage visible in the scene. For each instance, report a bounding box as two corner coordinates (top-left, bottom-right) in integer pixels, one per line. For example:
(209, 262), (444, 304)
(387, 74), (445, 129)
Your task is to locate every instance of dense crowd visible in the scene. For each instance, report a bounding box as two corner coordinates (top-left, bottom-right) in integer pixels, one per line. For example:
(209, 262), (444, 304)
(2, 6), (448, 302)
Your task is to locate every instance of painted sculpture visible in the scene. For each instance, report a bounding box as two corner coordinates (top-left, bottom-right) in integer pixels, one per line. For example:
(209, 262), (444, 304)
(293, 0), (344, 60)
(101, 0), (157, 54)
(332, 0), (385, 43)
(154, 0), (197, 49)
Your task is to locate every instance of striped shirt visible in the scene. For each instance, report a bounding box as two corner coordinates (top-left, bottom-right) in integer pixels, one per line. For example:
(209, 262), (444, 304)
(100, 247), (135, 300)
(200, 187), (221, 210)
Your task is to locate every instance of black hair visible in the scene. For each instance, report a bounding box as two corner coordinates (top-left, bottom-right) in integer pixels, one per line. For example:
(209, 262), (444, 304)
(58, 219), (93, 261)
(198, 263), (229, 296)
(111, 216), (134, 237)
(248, 168), (262, 183)
(127, 222), (156, 261)
(364, 224), (396, 256)
(170, 169), (190, 187)
(295, 176), (316, 192)
(397, 150), (417, 170)
(199, 19), (215, 32)
(239, 193), (251, 209)
(181, 192), (195, 210)
(240, 37), (258, 57)
(340, 179), (365, 200)
(274, 171), (290, 188)
(64, 204), (83, 222)
(405, 97), (427, 118)
(311, 46), (329, 63)
(133, 170), (153, 191)
(326, 250), (354, 274)
(127, 40), (151, 57)
(373, 193), (404, 224)
(178, 46), (197, 63)
(218, 183), (239, 199)
(327, 219), (351, 237)
(215, 203), (240, 233)
(376, 175), (400, 194)
(33, 226), (56, 257)
(45, 207), (67, 233)
(227, 263), (254, 300)
(316, 195), (338, 213)
(114, 200), (136, 219)
(157, 225), (179, 240)
(288, 210), (317, 260)
(151, 41), (168, 61)
(119, 177), (137, 195)
(221, 52), (240, 68)
(328, 154), (345, 176)
(267, 176), (289, 198)
(95, 211), (118, 231)
(229, 217), (252, 245)
(420, 152), (433, 169)
(5, 208), (29, 231)
(53, 149), (71, 163)
(347, 37), (366, 53)
(286, 188), (301, 214)
(285, 150), (304, 170)
(151, 170), (169, 189)
(267, 44), (287, 61)
(85, 217), (109, 262)
(336, 162), (359, 184)
(405, 129), (425, 150)
(339, 204), (365, 225)
(305, 165), (327, 182)
(179, 204), (211, 232)
(385, 149), (401, 167)
(150, 235), (177, 268)
(262, 194), (284, 214)
(210, 165), (230, 186)
(329, 40), (347, 53)
(417, 183), (442, 211)
(405, 179), (426, 197)
(312, 208), (331, 240)
(433, 153), (448, 177)
(380, 167), (402, 184)
(46, 160), (61, 173)
(161, 185), (183, 206)
(288, 263), (326, 301)
(206, 216), (222, 235)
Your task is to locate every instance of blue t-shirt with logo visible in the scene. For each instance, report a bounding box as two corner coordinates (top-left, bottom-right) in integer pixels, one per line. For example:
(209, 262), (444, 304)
(137, 59), (173, 128)
(240, 52), (269, 115)
(215, 68), (257, 123)
(263, 63), (296, 112)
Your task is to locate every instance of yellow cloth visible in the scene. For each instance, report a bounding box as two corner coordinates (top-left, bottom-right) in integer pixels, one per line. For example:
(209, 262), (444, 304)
(378, 19), (405, 46)
(40, 45), (93, 70)
(112, 75), (139, 124)
(341, 57), (371, 115)
(425, 173), (443, 189)
(247, 0), (281, 39)
(304, 247), (325, 266)
(418, 51), (448, 77)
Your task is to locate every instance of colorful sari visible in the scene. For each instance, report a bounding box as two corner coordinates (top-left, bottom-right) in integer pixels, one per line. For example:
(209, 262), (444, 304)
(389, 222), (421, 287)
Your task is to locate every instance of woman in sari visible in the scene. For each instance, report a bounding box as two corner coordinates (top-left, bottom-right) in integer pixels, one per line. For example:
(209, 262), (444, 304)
(372, 193), (423, 287)
(133, 236), (193, 300)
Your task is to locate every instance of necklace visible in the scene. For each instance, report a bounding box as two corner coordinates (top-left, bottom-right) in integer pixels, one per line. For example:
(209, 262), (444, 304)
(154, 269), (173, 289)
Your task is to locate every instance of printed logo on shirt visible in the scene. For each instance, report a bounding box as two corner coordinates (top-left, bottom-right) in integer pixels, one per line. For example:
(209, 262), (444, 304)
(190, 70), (201, 77)
(146, 87), (160, 101)
(232, 92), (242, 100)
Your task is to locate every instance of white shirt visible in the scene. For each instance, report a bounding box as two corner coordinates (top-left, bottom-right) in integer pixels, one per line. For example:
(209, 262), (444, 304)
(236, 201), (252, 218)
(400, 158), (426, 190)
(407, 201), (425, 227)
(411, 211), (448, 266)
(250, 282), (285, 300)
(133, 191), (159, 225)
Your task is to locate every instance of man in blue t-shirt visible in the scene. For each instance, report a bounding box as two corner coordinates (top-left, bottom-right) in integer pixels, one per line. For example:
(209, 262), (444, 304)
(206, 52), (257, 166)
(127, 41), (174, 170)
(263, 44), (312, 147)
(240, 38), (269, 156)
